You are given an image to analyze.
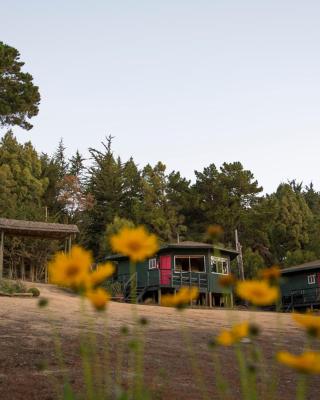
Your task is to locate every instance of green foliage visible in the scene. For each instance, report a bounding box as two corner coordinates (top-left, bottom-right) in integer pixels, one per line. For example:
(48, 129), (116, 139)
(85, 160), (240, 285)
(0, 279), (27, 294)
(27, 287), (41, 297)
(2, 132), (320, 272)
(0, 41), (40, 130)
(243, 248), (265, 279)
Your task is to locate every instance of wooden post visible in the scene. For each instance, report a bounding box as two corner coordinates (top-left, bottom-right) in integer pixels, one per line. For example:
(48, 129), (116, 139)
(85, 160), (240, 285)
(235, 229), (245, 280)
(45, 264), (48, 283)
(208, 292), (212, 308)
(0, 230), (4, 279)
(158, 288), (161, 305)
(230, 293), (234, 308)
(68, 235), (72, 253)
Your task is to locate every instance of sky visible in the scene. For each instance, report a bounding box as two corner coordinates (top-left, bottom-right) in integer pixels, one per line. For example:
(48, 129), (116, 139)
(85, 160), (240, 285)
(2, 1), (320, 193)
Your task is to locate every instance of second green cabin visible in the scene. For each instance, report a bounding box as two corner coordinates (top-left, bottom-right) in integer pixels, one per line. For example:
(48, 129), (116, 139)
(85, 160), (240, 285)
(107, 241), (238, 306)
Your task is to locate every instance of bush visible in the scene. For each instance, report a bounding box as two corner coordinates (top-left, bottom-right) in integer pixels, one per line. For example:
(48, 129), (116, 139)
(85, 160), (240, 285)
(27, 287), (40, 297)
(0, 279), (27, 294)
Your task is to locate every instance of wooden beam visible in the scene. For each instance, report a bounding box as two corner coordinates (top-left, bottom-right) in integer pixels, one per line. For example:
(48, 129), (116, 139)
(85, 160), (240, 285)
(0, 230), (4, 279)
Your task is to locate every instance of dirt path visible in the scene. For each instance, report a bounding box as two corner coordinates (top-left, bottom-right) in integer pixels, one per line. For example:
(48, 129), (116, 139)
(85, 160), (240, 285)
(0, 283), (319, 400)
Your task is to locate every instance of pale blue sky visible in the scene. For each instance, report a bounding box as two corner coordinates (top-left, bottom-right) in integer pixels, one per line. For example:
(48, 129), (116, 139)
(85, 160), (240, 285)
(2, 1), (320, 193)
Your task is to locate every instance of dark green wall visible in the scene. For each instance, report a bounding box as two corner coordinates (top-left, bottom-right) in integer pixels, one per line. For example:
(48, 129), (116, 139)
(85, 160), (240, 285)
(281, 269), (319, 295)
(114, 247), (233, 294)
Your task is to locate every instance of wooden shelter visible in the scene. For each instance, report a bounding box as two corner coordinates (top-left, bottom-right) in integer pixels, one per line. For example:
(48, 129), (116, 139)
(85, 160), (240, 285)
(0, 218), (79, 281)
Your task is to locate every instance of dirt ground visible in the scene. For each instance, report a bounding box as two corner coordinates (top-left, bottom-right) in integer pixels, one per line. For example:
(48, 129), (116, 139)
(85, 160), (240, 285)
(0, 283), (319, 400)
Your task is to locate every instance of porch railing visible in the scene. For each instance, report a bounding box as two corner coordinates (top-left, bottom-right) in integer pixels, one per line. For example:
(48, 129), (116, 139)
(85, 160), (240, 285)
(114, 269), (208, 290)
(282, 287), (320, 308)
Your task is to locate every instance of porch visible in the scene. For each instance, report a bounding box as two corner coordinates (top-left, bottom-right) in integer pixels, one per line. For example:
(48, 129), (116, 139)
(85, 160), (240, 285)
(282, 287), (320, 311)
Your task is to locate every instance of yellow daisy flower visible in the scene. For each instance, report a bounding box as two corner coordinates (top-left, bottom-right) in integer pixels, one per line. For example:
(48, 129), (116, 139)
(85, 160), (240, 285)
(236, 280), (279, 306)
(89, 262), (115, 288)
(218, 274), (237, 288)
(216, 322), (250, 346)
(49, 245), (92, 289)
(292, 313), (320, 338)
(161, 287), (199, 309)
(86, 287), (111, 311)
(207, 224), (224, 238)
(277, 351), (320, 374)
(110, 226), (159, 262)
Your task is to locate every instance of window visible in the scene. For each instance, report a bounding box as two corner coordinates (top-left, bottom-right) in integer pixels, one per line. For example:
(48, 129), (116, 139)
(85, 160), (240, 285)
(174, 256), (206, 273)
(307, 274), (316, 285)
(211, 256), (229, 275)
(149, 258), (158, 270)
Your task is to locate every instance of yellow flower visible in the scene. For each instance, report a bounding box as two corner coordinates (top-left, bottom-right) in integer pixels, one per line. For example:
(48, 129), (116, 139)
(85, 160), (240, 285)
(292, 313), (320, 337)
(49, 246), (92, 289)
(236, 280), (279, 306)
(216, 322), (250, 346)
(259, 266), (281, 281)
(218, 274), (236, 288)
(110, 226), (159, 262)
(86, 288), (111, 311)
(207, 224), (224, 238)
(216, 330), (235, 346)
(277, 351), (320, 374)
(89, 262), (115, 288)
(161, 287), (199, 309)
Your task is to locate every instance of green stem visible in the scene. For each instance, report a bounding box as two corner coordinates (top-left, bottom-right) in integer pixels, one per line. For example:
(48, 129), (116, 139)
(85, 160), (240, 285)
(296, 374), (307, 400)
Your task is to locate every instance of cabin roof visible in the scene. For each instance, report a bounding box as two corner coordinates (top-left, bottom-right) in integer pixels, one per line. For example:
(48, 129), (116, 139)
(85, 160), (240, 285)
(281, 259), (320, 274)
(107, 240), (238, 261)
(0, 218), (79, 239)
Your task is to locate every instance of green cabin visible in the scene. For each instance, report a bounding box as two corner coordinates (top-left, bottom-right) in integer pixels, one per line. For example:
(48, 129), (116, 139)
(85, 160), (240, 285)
(107, 241), (238, 307)
(281, 260), (320, 311)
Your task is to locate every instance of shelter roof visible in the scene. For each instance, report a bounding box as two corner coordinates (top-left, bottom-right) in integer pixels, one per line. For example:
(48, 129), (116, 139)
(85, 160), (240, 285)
(281, 259), (320, 274)
(0, 218), (79, 239)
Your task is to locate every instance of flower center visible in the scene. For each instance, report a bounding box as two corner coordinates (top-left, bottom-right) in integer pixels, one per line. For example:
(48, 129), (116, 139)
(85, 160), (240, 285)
(128, 241), (142, 252)
(66, 264), (80, 277)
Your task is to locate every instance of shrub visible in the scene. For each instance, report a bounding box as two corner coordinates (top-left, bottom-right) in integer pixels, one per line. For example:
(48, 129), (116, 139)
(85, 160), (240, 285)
(27, 287), (41, 297)
(0, 279), (27, 294)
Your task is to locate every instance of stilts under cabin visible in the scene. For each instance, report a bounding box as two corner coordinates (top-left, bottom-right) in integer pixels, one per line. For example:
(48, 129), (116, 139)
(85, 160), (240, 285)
(106, 241), (238, 307)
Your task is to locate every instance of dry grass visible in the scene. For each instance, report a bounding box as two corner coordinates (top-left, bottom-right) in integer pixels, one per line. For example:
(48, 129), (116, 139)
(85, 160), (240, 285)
(0, 283), (319, 400)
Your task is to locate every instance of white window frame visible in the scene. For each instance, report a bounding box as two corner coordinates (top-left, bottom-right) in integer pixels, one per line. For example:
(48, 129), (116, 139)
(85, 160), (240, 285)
(148, 258), (158, 270)
(174, 255), (206, 273)
(307, 274), (316, 285)
(210, 256), (229, 275)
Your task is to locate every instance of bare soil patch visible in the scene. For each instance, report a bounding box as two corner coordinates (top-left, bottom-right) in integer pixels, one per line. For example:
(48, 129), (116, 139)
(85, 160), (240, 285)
(0, 283), (319, 400)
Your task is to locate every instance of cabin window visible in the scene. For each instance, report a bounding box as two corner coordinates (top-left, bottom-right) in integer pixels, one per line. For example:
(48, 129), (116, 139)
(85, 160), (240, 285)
(307, 274), (316, 285)
(174, 256), (206, 273)
(149, 258), (158, 270)
(211, 256), (229, 275)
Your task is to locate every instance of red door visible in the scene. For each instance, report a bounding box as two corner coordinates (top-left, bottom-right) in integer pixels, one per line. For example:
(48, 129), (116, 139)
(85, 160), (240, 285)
(160, 255), (171, 285)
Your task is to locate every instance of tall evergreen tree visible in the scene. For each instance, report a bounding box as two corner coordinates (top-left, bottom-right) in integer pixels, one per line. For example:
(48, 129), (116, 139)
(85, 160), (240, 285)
(0, 41), (40, 130)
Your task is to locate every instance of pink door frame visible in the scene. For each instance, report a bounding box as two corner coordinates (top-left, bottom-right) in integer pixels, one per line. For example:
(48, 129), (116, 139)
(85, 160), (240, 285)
(160, 255), (171, 285)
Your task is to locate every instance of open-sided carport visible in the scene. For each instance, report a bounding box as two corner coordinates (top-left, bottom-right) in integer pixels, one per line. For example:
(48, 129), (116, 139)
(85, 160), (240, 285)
(0, 218), (79, 282)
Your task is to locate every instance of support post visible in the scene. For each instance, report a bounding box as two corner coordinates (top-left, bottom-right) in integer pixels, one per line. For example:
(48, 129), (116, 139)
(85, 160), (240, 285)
(230, 292), (234, 308)
(68, 235), (72, 253)
(235, 229), (245, 280)
(208, 292), (212, 308)
(0, 231), (4, 279)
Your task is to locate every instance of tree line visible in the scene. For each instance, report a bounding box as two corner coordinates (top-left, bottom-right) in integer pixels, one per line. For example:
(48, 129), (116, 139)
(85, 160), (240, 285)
(1, 131), (320, 278)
